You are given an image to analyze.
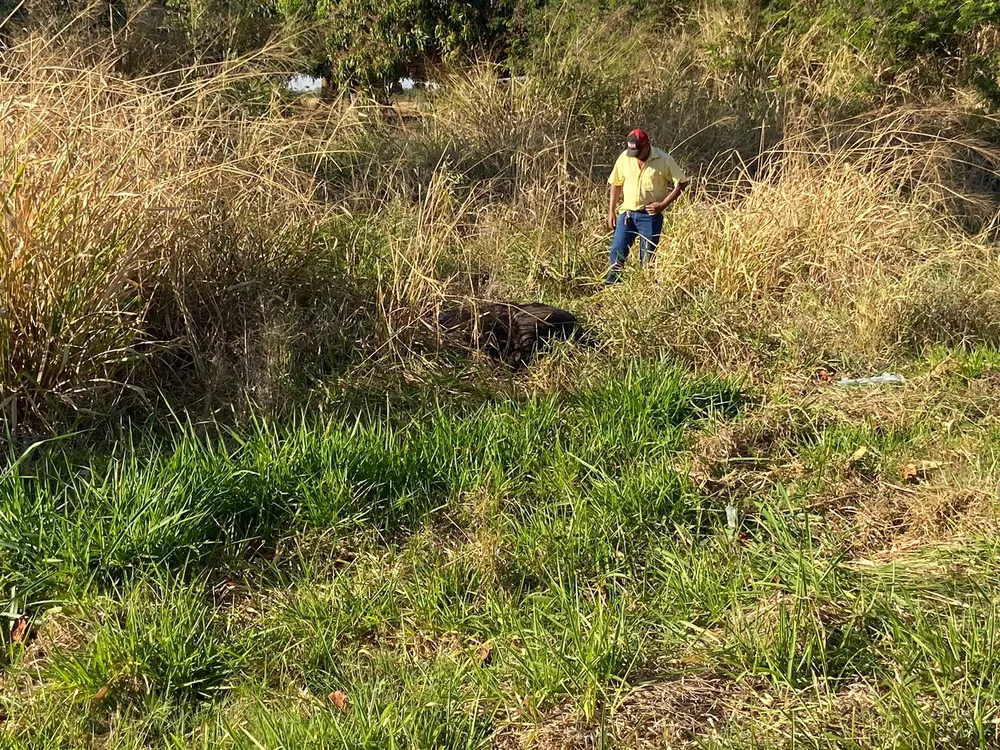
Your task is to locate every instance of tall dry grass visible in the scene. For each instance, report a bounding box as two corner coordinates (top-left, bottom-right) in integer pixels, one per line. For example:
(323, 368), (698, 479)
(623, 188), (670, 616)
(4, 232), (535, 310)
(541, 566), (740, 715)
(455, 97), (1000, 374)
(404, 33), (1000, 378)
(647, 108), (1000, 362)
(0, 34), (361, 424)
(4, 8), (1000, 426)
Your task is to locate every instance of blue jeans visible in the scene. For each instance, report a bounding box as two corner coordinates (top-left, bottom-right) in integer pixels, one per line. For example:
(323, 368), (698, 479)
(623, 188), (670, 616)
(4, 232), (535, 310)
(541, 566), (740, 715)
(605, 210), (663, 283)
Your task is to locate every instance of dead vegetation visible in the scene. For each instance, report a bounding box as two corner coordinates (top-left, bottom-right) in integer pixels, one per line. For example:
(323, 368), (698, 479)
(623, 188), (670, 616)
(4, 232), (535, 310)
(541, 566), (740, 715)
(686, 363), (1000, 564)
(6, 11), (1000, 425)
(495, 674), (885, 749)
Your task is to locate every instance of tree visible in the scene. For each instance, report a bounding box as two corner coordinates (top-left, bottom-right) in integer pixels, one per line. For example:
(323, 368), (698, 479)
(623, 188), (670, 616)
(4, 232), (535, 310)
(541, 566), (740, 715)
(280, 0), (514, 91)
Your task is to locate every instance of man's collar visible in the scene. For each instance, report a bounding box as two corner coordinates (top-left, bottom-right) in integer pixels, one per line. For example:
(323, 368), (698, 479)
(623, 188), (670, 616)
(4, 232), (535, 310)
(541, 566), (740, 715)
(631, 147), (663, 163)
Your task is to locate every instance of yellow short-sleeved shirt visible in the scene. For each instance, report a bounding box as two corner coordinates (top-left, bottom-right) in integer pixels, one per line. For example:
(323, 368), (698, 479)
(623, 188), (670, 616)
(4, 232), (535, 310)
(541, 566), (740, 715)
(608, 147), (689, 212)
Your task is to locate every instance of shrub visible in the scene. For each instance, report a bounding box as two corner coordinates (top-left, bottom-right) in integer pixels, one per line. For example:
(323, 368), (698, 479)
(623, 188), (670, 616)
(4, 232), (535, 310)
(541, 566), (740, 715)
(279, 0), (515, 90)
(0, 37), (363, 425)
(764, 0), (1000, 98)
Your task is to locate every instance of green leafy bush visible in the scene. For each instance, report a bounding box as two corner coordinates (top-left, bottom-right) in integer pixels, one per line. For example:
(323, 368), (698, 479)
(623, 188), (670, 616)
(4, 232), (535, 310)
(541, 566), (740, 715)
(765, 0), (1000, 68)
(280, 0), (514, 90)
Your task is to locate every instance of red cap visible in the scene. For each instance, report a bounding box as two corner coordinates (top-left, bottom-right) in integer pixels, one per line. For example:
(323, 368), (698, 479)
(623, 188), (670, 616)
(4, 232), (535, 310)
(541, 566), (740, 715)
(625, 129), (650, 156)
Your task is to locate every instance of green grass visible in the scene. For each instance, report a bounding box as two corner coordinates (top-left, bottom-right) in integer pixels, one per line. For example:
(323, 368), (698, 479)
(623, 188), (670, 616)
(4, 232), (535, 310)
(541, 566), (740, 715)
(5, 359), (1000, 748)
(0, 362), (739, 745)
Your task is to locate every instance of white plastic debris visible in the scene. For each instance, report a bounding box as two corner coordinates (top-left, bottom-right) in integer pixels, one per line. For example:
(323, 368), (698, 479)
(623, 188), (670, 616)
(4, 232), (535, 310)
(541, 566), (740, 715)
(725, 504), (738, 529)
(835, 372), (906, 387)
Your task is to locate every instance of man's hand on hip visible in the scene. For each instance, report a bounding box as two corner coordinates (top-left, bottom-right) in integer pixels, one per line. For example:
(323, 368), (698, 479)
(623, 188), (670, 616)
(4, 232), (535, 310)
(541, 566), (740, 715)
(644, 201), (664, 215)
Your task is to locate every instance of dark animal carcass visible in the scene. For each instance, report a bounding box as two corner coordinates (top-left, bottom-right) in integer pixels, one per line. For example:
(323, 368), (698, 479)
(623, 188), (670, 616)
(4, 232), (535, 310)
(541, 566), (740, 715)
(438, 301), (590, 367)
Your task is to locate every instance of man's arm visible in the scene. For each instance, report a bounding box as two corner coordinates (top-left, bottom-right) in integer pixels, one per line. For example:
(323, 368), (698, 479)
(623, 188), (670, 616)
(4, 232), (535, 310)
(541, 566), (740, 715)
(607, 184), (622, 230)
(645, 181), (689, 215)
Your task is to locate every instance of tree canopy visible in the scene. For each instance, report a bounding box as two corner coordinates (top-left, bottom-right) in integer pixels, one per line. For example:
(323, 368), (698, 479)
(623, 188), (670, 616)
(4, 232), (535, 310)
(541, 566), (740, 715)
(5, 0), (1000, 98)
(283, 0), (513, 89)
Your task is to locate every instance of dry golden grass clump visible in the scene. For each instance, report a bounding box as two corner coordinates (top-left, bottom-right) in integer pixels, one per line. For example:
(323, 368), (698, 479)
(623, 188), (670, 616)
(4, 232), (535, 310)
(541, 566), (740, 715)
(404, 18), (1000, 379)
(0, 36), (344, 423)
(561, 107), (1000, 375)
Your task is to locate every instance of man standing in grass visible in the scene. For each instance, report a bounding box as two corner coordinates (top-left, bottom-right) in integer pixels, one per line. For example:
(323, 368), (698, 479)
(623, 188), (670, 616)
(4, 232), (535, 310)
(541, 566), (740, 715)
(605, 129), (690, 283)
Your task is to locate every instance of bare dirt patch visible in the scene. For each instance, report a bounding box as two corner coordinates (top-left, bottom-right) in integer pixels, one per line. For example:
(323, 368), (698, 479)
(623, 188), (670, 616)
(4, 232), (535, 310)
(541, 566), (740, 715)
(494, 674), (882, 749)
(494, 674), (737, 749)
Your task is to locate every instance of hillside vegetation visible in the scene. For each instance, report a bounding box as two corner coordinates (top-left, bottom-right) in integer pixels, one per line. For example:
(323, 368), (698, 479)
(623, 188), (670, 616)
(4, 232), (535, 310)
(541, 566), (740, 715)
(3, 2), (1000, 747)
